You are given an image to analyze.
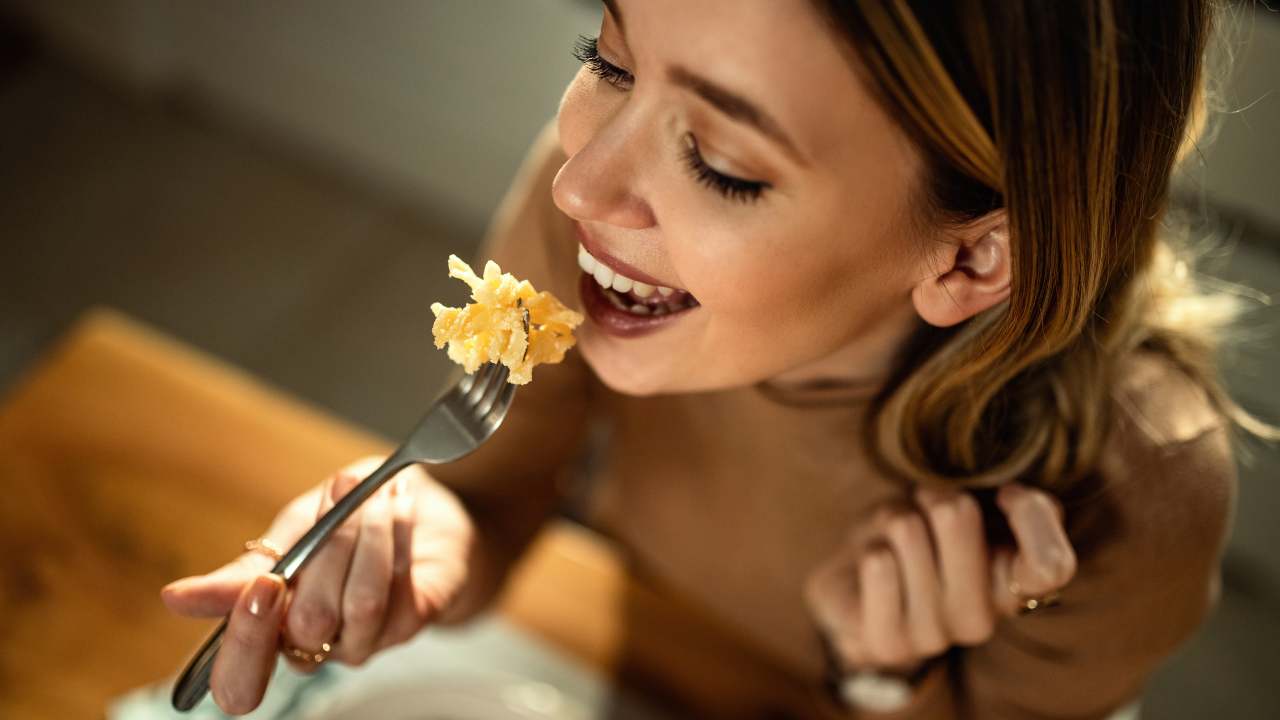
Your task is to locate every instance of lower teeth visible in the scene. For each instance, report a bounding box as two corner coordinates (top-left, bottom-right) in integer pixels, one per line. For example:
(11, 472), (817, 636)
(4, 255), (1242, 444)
(603, 286), (691, 316)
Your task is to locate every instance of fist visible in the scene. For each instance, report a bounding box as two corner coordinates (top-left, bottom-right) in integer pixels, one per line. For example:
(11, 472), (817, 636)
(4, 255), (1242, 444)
(805, 483), (1077, 673)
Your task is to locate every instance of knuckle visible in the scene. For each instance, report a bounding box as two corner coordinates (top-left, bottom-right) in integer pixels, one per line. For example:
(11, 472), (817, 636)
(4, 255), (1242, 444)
(1033, 547), (1078, 588)
(951, 493), (982, 525)
(877, 641), (914, 668)
(914, 632), (949, 658)
(290, 599), (339, 640)
(224, 618), (267, 651)
(346, 591), (387, 626)
(1026, 490), (1061, 517)
(909, 617), (949, 657)
(887, 513), (926, 545)
(927, 497), (961, 530)
(949, 615), (996, 646)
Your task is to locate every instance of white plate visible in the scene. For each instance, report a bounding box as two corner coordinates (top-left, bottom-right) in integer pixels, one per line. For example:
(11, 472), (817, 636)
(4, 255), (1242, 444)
(298, 676), (592, 720)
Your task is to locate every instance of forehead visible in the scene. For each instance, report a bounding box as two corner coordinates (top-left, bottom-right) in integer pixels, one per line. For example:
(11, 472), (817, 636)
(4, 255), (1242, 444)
(618, 0), (883, 161)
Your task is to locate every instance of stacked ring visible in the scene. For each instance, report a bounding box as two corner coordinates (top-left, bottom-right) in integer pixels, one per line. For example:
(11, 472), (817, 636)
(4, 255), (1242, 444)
(281, 641), (333, 664)
(244, 538), (284, 563)
(1009, 579), (1062, 615)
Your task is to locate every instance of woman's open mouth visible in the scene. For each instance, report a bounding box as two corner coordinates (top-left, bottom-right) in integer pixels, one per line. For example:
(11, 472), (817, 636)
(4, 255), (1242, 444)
(576, 240), (700, 339)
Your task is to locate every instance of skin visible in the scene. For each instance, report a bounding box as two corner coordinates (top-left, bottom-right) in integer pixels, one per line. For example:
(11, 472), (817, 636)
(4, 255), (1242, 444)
(555, 0), (1008, 397)
(162, 0), (1079, 713)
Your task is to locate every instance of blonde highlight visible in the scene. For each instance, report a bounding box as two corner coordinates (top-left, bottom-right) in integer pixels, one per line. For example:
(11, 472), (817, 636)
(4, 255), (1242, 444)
(818, 0), (1279, 497)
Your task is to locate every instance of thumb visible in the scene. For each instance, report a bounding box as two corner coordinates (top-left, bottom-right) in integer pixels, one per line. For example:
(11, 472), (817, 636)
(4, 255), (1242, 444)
(162, 553), (276, 617)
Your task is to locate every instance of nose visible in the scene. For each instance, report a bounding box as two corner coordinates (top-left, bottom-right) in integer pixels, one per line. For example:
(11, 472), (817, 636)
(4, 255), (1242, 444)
(552, 114), (656, 230)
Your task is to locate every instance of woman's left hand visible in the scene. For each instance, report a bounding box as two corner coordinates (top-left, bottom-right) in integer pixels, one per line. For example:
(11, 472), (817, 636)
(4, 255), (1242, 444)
(804, 483), (1077, 675)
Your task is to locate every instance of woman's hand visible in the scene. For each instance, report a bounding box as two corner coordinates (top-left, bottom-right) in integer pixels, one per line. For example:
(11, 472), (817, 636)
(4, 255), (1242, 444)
(804, 483), (1077, 675)
(160, 457), (475, 715)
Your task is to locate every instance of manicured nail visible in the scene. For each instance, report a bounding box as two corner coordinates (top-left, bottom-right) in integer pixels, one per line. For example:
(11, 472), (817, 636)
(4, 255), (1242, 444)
(332, 472), (360, 500)
(244, 574), (283, 617)
(394, 477), (415, 518)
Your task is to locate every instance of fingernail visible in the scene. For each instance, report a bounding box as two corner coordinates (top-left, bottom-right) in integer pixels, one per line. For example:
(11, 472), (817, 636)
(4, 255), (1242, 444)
(394, 479), (415, 519)
(244, 574), (283, 617)
(332, 472), (360, 501)
(370, 484), (390, 512)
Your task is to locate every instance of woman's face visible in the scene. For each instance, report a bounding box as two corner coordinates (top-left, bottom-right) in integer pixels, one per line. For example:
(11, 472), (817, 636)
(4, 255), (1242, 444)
(554, 0), (930, 396)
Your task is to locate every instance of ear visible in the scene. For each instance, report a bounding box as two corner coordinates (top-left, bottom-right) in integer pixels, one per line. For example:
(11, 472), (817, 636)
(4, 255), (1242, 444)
(911, 211), (1011, 328)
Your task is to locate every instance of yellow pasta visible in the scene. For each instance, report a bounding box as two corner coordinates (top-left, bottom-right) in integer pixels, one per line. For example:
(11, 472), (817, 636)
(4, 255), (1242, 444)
(430, 255), (583, 385)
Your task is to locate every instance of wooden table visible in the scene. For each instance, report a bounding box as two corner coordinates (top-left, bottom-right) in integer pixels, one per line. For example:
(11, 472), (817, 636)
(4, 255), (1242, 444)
(0, 309), (825, 719)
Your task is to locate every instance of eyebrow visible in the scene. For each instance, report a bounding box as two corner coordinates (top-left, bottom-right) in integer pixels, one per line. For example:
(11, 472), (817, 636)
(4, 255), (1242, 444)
(602, 0), (624, 31)
(602, 0), (805, 165)
(667, 66), (805, 164)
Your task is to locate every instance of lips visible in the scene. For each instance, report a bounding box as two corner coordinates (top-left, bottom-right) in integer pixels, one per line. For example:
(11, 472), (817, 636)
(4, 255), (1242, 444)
(579, 273), (699, 338)
(573, 222), (674, 290)
(573, 223), (700, 338)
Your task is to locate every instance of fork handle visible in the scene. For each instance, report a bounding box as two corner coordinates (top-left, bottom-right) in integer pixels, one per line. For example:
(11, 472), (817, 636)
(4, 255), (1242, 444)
(170, 452), (413, 712)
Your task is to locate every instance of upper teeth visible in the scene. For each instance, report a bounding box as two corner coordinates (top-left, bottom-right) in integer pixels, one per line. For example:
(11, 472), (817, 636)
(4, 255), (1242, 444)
(578, 243), (671, 298)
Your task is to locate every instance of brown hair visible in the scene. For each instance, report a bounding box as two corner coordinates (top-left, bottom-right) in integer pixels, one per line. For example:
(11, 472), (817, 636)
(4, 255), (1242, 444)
(814, 0), (1277, 493)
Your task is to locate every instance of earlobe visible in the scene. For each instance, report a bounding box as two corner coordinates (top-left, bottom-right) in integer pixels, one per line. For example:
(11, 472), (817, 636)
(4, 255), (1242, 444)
(911, 214), (1011, 328)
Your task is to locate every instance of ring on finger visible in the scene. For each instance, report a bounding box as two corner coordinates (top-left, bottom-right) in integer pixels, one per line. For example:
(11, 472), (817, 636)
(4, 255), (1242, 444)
(244, 538), (284, 563)
(1009, 579), (1062, 615)
(281, 640), (334, 664)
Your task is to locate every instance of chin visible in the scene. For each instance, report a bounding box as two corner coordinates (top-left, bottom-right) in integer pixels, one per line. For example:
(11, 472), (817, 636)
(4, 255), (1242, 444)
(578, 328), (684, 397)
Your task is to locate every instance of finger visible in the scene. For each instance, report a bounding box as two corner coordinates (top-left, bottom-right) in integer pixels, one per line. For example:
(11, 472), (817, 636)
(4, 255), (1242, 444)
(990, 547), (1022, 617)
(803, 543), (870, 671)
(860, 548), (909, 668)
(374, 474), (425, 650)
(162, 554), (275, 618)
(162, 488), (325, 617)
(884, 512), (948, 658)
(997, 484), (1077, 597)
(333, 483), (395, 665)
(283, 470), (364, 656)
(804, 545), (861, 636)
(209, 574), (285, 715)
(917, 488), (994, 646)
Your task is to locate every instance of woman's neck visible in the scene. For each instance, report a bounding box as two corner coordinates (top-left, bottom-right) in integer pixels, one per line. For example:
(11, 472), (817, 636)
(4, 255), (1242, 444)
(768, 301), (920, 392)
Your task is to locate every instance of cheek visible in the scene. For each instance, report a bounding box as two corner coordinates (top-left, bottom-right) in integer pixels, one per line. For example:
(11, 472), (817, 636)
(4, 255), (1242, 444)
(685, 220), (911, 342)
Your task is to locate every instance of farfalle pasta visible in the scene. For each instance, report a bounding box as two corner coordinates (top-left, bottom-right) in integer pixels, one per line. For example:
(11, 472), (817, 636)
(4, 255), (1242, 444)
(430, 255), (583, 385)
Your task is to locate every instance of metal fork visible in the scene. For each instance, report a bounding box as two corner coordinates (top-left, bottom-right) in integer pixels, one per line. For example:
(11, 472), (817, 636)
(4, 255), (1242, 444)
(171, 362), (517, 712)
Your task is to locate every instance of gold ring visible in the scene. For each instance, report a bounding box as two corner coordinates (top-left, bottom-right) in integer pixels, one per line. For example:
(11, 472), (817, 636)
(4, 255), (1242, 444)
(282, 641), (333, 664)
(1009, 579), (1061, 614)
(244, 538), (284, 563)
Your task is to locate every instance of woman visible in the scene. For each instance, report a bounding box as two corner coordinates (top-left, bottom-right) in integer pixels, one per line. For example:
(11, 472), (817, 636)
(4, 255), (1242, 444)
(163, 0), (1266, 716)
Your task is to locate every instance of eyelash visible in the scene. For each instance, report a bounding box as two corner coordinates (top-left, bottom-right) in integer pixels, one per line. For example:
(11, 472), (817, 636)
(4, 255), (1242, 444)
(571, 35), (770, 205)
(572, 35), (633, 89)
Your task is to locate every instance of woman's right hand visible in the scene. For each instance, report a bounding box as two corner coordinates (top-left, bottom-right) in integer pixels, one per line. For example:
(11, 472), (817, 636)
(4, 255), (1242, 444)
(160, 456), (475, 715)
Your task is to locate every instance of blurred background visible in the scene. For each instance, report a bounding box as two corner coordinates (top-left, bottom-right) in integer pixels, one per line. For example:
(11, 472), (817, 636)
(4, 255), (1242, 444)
(0, 1), (1276, 717)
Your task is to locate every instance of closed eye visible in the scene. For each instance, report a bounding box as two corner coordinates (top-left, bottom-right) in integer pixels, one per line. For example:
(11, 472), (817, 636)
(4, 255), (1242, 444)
(572, 35), (634, 90)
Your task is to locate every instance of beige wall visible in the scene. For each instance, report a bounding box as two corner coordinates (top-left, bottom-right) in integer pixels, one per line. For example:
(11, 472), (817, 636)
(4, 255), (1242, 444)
(9, 0), (1278, 233)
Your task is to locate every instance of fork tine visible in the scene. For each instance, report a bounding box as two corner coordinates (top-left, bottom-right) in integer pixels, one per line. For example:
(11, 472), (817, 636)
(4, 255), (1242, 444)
(473, 365), (510, 417)
(463, 363), (498, 406)
(492, 376), (517, 417)
(456, 368), (478, 396)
